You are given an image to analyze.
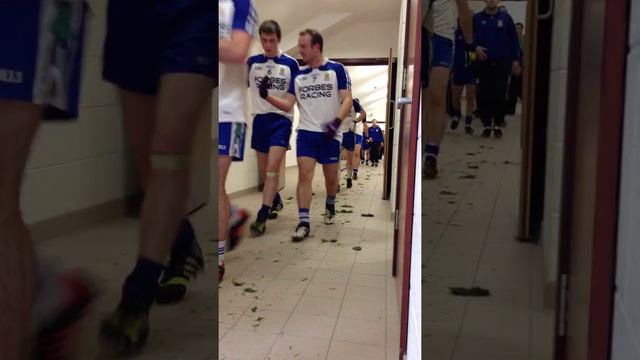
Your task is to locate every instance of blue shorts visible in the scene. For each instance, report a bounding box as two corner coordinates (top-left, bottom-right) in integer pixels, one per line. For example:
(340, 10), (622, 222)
(452, 65), (477, 86)
(251, 113), (292, 153)
(297, 130), (341, 164)
(431, 34), (454, 69)
(355, 134), (363, 146)
(341, 131), (356, 151)
(219, 122), (247, 161)
(103, 0), (217, 94)
(0, 0), (87, 119)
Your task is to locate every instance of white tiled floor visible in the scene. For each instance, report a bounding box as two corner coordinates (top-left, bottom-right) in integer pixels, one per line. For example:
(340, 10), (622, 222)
(423, 114), (555, 360)
(219, 162), (401, 360)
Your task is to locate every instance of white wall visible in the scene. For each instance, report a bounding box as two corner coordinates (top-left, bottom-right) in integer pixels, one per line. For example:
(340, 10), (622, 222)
(406, 109), (422, 360)
(322, 22), (399, 59)
(611, 0), (640, 358)
(540, 0), (572, 287)
(21, 0), (135, 224)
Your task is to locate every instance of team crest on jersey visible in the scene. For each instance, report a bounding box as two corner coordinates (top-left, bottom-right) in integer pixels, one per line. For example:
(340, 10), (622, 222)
(279, 68), (285, 76)
(497, 20), (504, 27)
(324, 73), (330, 81)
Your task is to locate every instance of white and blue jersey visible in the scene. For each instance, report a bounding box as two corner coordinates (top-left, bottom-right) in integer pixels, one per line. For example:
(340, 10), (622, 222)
(347, 98), (364, 134)
(219, 0), (258, 124)
(0, 0), (87, 119)
(289, 58), (351, 141)
(248, 51), (299, 119)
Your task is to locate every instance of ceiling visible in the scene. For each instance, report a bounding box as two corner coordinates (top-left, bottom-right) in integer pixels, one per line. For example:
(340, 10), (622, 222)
(252, 0), (402, 54)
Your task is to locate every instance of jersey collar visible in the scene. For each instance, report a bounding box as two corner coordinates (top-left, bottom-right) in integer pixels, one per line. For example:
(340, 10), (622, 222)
(263, 50), (283, 59)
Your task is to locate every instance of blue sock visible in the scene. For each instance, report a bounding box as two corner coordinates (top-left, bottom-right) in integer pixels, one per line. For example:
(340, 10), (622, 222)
(257, 204), (271, 222)
(121, 257), (164, 311)
(326, 196), (336, 213)
(273, 192), (282, 205)
(299, 208), (310, 224)
(426, 143), (440, 159)
(169, 219), (196, 264)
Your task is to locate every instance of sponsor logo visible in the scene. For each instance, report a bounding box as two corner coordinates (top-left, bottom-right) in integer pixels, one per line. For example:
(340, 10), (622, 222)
(0, 68), (23, 84)
(255, 76), (286, 90)
(298, 83), (334, 100)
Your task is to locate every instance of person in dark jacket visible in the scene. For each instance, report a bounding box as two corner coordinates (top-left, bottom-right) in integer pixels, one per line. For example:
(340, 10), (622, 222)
(368, 119), (384, 167)
(472, 0), (522, 138)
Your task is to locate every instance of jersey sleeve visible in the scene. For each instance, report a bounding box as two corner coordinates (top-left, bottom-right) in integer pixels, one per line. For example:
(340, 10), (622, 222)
(232, 0), (258, 36)
(505, 15), (520, 62)
(246, 56), (254, 88)
(353, 99), (362, 113)
(335, 63), (351, 90)
(288, 72), (296, 95)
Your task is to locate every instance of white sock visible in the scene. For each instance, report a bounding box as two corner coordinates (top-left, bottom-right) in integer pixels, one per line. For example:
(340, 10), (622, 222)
(218, 241), (225, 265)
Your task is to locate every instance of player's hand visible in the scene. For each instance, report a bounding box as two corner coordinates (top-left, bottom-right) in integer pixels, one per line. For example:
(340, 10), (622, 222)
(512, 61), (522, 76)
(258, 75), (272, 99)
(475, 47), (488, 61)
(465, 43), (477, 68)
(325, 118), (342, 139)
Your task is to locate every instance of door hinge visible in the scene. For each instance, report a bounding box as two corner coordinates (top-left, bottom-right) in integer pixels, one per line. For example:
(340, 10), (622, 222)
(395, 209), (400, 230)
(558, 273), (569, 337)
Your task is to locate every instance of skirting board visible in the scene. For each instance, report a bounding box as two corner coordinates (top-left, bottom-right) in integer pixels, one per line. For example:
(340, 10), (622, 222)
(29, 198), (126, 243)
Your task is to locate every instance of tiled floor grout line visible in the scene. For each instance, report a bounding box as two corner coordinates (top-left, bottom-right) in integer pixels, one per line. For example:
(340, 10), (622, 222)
(449, 153), (508, 360)
(260, 162), (380, 359)
(324, 165), (387, 360)
(219, 163), (392, 359)
(423, 170), (475, 267)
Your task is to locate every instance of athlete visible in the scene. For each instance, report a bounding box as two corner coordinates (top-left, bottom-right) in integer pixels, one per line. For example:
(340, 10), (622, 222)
(450, 18), (477, 134)
(98, 0), (217, 353)
(340, 98), (366, 187)
(0, 2), (94, 358)
(362, 122), (371, 165)
(247, 20), (300, 237)
(368, 119), (384, 167)
(260, 29), (353, 241)
(422, 0), (474, 179)
(217, 0), (258, 280)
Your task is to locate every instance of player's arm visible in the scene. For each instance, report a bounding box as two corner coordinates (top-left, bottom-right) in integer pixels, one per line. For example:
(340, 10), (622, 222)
(454, 0), (473, 44)
(265, 92), (297, 113)
(220, 30), (252, 64)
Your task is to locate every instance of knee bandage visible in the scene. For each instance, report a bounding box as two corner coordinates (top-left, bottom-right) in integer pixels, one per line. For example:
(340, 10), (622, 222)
(266, 171), (278, 178)
(151, 154), (190, 170)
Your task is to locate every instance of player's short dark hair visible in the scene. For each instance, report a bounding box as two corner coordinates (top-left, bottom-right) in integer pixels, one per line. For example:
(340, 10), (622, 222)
(299, 29), (323, 52)
(259, 20), (282, 40)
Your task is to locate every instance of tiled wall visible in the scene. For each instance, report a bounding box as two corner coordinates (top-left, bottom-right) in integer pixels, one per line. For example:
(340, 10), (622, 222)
(540, 0), (572, 286)
(611, 0), (640, 358)
(22, 0), (135, 225)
